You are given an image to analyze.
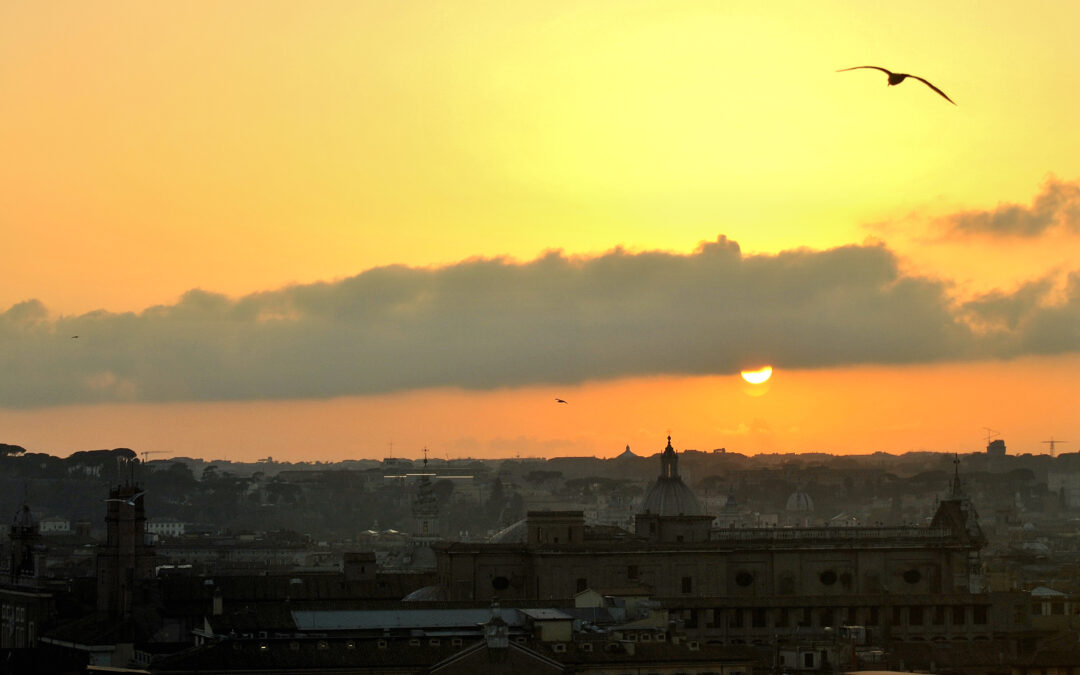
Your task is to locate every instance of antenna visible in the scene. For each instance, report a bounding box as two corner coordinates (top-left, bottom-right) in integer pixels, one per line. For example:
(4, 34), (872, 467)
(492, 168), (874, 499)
(982, 427), (1000, 446)
(1042, 438), (1068, 456)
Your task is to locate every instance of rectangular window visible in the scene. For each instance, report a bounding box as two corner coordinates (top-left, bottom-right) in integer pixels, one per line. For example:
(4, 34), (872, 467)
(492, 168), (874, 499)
(933, 606), (946, 625)
(798, 609), (810, 628)
(869, 606), (879, 625)
(909, 607), (923, 626)
(820, 609), (834, 627)
(892, 606), (902, 625)
(953, 606), (966, 625)
(682, 576), (693, 594)
(803, 652), (815, 668)
(752, 608), (767, 628)
(685, 609), (698, 629)
(704, 608), (716, 627)
(973, 606), (988, 624)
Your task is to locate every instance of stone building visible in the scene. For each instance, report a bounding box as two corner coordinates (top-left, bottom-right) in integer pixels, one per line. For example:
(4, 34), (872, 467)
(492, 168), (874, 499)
(434, 437), (1023, 651)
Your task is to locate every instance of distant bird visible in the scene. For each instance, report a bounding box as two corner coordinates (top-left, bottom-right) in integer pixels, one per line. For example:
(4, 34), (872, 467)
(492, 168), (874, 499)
(71, 335), (78, 339)
(105, 490), (145, 506)
(555, 398), (568, 404)
(837, 66), (956, 105)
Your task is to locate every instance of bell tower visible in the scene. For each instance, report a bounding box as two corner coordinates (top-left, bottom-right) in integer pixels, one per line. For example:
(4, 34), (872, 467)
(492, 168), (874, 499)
(96, 473), (156, 617)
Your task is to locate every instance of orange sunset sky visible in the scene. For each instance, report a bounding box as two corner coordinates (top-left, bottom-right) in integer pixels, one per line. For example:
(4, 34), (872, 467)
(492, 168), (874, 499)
(2, 1), (1078, 462)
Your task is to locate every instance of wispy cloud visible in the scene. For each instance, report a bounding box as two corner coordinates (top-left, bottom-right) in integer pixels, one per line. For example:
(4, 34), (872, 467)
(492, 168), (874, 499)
(940, 177), (1080, 237)
(2, 236), (1077, 407)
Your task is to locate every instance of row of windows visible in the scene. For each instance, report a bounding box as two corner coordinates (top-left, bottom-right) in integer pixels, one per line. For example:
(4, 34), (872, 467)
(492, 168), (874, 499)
(618, 567), (925, 591)
(684, 605), (990, 629)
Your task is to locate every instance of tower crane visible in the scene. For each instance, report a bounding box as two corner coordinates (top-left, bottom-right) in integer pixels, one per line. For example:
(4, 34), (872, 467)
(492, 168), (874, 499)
(1042, 438), (1068, 456)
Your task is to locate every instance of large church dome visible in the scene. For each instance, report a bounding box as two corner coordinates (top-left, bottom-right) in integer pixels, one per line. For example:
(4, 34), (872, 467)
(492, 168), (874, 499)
(640, 437), (701, 516)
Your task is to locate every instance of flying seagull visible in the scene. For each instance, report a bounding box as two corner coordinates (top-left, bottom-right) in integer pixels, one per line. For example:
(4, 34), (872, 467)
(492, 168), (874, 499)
(555, 398), (568, 404)
(105, 490), (145, 506)
(837, 66), (956, 105)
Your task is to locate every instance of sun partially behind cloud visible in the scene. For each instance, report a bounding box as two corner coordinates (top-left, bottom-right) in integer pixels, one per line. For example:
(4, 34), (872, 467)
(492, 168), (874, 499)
(741, 366), (773, 385)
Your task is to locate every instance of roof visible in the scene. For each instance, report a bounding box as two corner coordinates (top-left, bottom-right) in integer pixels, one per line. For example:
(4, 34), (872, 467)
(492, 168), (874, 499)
(488, 519), (527, 543)
(1030, 586), (1067, 597)
(519, 609), (572, 621)
(291, 609), (524, 631)
(430, 638), (566, 674)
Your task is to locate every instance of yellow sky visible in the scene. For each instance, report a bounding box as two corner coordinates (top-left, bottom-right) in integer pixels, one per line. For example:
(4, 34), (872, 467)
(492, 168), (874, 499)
(2, 2), (1078, 460)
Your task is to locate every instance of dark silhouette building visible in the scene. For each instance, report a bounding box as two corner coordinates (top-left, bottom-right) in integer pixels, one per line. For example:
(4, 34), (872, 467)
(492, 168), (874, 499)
(96, 482), (155, 618)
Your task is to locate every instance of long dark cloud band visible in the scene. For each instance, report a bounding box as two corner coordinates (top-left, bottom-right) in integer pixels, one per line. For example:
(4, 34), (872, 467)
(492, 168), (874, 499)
(2, 236), (1077, 407)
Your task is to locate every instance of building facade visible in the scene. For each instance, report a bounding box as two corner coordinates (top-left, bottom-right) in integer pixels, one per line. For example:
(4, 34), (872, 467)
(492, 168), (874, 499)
(435, 438), (1022, 649)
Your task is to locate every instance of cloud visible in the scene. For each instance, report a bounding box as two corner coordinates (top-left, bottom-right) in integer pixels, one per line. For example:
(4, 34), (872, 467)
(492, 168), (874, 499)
(1, 236), (1077, 407)
(959, 272), (1080, 357)
(940, 177), (1080, 237)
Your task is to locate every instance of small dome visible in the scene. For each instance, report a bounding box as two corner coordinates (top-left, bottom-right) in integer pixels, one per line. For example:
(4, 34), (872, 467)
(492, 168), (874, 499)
(11, 503), (34, 529)
(641, 479), (701, 516)
(639, 437), (701, 516)
(786, 491), (814, 512)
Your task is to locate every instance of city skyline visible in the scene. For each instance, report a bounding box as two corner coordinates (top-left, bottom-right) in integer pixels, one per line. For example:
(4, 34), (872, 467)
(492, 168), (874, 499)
(2, 2), (1078, 461)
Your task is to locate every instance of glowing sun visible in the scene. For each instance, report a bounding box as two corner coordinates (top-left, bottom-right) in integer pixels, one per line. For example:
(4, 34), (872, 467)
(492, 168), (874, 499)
(740, 366), (773, 385)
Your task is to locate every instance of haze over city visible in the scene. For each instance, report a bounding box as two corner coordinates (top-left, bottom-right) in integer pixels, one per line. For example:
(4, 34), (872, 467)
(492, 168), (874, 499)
(2, 1), (1078, 461)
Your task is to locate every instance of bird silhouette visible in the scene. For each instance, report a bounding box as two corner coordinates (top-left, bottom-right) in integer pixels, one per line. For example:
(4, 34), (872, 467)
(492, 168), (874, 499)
(555, 398), (568, 404)
(105, 490), (145, 506)
(837, 66), (955, 105)
(71, 335), (78, 339)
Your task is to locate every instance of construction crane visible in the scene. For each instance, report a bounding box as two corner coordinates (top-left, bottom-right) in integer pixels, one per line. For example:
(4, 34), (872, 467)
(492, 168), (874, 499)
(140, 450), (169, 463)
(1042, 438), (1068, 456)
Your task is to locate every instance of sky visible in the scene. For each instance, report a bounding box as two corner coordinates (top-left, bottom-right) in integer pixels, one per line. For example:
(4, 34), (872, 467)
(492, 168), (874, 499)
(2, 1), (1078, 462)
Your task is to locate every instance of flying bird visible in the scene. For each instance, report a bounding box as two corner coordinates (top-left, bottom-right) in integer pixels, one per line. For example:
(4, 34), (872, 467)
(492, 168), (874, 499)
(71, 335), (78, 339)
(105, 490), (145, 506)
(837, 66), (956, 105)
(555, 398), (568, 404)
